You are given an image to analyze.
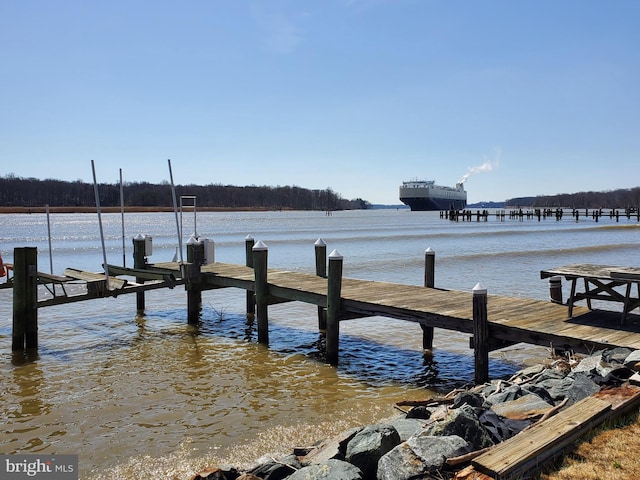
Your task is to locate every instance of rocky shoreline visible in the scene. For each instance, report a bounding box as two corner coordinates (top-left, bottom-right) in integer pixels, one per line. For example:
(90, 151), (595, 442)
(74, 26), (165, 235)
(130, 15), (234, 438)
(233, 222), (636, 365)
(188, 347), (640, 480)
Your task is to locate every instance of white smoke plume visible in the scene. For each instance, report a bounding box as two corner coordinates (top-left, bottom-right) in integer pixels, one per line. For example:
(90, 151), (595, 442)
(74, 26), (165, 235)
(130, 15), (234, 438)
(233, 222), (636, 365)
(459, 147), (501, 184)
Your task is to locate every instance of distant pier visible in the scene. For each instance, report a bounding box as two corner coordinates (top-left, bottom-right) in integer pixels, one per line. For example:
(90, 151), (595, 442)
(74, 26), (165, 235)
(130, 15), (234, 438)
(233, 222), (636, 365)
(441, 207), (640, 222)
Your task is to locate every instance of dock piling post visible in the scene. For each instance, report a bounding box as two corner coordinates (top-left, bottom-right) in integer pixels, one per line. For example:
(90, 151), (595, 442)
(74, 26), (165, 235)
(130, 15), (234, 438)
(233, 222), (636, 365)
(326, 249), (343, 365)
(253, 240), (269, 345)
(245, 235), (256, 319)
(422, 247), (435, 350)
(12, 247), (38, 352)
(314, 238), (327, 330)
(186, 236), (204, 325)
(133, 234), (147, 312)
(549, 276), (563, 304)
(473, 283), (489, 384)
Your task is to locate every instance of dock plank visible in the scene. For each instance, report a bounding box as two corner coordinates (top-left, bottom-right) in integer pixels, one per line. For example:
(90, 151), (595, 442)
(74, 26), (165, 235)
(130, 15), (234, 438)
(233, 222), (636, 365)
(63, 268), (127, 290)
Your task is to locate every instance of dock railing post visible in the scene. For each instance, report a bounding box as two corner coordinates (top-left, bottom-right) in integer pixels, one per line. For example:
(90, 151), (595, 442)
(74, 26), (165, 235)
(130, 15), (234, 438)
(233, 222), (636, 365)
(186, 235), (204, 325)
(422, 247), (435, 350)
(245, 235), (256, 320)
(326, 249), (343, 365)
(549, 276), (563, 304)
(12, 247), (38, 352)
(133, 234), (147, 312)
(252, 240), (269, 345)
(314, 238), (327, 330)
(473, 283), (489, 384)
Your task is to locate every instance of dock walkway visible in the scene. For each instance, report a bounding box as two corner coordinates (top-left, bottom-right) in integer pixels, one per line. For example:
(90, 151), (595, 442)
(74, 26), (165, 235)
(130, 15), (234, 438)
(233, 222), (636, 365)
(164, 260), (640, 356)
(10, 242), (640, 383)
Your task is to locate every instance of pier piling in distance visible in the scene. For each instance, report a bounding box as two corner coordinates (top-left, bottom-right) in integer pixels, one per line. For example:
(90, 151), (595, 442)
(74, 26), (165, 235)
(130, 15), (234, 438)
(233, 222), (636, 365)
(314, 238), (327, 330)
(252, 240), (269, 344)
(12, 247), (38, 352)
(245, 235), (255, 319)
(186, 236), (204, 325)
(422, 247), (436, 350)
(473, 283), (489, 384)
(326, 249), (344, 365)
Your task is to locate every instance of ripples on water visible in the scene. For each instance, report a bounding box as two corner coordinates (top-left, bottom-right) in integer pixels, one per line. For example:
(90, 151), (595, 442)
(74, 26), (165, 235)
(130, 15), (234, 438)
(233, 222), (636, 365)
(1, 209), (639, 478)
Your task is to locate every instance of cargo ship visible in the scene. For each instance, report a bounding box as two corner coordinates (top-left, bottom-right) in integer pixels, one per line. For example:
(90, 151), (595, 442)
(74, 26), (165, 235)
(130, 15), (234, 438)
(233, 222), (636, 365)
(399, 179), (467, 211)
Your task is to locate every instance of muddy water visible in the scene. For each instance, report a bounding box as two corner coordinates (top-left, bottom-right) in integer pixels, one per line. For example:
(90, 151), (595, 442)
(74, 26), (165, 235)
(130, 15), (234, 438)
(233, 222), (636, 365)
(1, 209), (638, 478)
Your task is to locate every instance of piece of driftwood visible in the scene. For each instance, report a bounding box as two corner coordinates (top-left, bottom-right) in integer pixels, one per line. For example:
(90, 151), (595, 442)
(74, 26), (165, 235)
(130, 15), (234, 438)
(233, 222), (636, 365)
(396, 397), (455, 407)
(446, 447), (492, 466)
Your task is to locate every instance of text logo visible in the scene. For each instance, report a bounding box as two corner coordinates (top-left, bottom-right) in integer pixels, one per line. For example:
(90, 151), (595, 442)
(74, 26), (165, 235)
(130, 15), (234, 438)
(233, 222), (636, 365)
(1, 455), (78, 480)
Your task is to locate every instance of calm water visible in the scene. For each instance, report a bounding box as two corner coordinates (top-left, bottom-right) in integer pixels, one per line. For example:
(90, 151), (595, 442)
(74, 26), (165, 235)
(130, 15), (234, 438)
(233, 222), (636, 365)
(1, 209), (639, 479)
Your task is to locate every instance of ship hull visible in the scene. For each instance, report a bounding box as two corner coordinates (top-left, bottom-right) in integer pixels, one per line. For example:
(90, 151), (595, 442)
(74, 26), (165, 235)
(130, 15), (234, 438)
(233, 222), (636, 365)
(399, 196), (467, 211)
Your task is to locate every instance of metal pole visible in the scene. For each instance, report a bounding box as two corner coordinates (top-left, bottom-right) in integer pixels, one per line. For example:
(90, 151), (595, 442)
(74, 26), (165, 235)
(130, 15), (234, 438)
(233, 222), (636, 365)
(91, 160), (111, 289)
(46, 204), (55, 296)
(120, 168), (126, 267)
(46, 204), (54, 275)
(168, 159), (185, 275)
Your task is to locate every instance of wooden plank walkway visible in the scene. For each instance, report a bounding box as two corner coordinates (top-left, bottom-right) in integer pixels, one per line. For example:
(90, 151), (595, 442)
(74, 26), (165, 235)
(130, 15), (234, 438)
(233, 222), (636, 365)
(156, 261), (640, 355)
(11, 246), (640, 380)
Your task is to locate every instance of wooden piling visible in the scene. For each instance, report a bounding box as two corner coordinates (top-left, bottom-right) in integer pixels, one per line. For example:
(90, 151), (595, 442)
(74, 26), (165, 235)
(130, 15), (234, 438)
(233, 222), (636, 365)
(473, 283), (489, 384)
(133, 234), (147, 312)
(422, 247), (435, 350)
(253, 240), (269, 345)
(315, 238), (327, 330)
(326, 249), (343, 365)
(314, 238), (327, 278)
(12, 247), (38, 352)
(186, 236), (204, 325)
(245, 235), (255, 319)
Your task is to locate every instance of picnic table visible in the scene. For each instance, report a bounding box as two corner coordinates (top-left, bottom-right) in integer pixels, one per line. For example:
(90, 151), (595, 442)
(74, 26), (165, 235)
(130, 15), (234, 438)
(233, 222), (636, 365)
(540, 263), (640, 324)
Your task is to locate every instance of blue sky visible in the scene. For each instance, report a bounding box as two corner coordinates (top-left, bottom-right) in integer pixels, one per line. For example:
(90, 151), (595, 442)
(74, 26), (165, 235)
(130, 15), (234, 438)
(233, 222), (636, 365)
(1, 1), (638, 205)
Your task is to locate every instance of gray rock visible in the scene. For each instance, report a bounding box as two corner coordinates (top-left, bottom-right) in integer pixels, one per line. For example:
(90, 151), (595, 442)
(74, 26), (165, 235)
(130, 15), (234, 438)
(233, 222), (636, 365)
(490, 393), (553, 420)
(602, 347), (634, 364)
(571, 354), (602, 375)
(344, 424), (401, 480)
(539, 372), (600, 405)
(247, 454), (300, 480)
(386, 417), (426, 441)
(377, 434), (470, 480)
(485, 384), (524, 405)
(516, 364), (547, 378)
(453, 391), (484, 409)
(426, 404), (494, 450)
(405, 405), (431, 419)
(287, 459), (363, 480)
(301, 427), (360, 465)
(624, 349), (640, 370)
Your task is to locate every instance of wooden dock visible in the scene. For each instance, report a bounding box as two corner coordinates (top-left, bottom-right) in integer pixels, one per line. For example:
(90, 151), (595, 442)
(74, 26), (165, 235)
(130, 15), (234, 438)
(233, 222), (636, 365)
(8, 240), (640, 384)
(186, 261), (640, 352)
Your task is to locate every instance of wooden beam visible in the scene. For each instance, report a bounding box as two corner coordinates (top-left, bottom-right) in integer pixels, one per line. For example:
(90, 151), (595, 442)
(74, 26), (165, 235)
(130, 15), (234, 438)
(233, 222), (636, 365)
(473, 396), (611, 479)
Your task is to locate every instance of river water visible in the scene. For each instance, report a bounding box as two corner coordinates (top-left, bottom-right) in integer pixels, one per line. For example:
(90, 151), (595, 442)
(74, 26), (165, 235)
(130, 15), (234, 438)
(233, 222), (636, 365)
(1, 209), (639, 479)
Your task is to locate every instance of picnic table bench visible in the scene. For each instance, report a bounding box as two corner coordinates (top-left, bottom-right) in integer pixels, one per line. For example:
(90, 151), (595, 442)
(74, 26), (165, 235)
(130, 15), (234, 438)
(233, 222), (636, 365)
(540, 263), (640, 323)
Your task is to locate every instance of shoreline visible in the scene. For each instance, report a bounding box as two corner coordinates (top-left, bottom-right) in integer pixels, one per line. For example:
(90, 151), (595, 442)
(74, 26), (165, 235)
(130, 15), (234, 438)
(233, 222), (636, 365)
(0, 206), (288, 214)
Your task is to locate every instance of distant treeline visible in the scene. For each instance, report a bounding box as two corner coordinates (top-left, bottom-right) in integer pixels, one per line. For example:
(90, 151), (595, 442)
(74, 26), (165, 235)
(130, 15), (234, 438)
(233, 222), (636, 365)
(0, 175), (370, 211)
(506, 187), (640, 209)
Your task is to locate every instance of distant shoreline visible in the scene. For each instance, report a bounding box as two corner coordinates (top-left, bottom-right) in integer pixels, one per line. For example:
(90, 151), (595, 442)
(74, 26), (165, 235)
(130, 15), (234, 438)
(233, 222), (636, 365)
(0, 206), (289, 214)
